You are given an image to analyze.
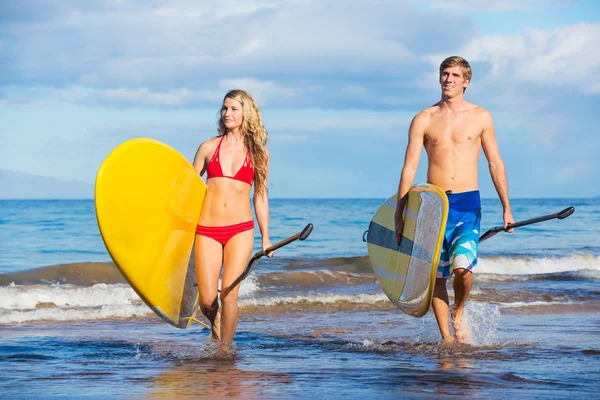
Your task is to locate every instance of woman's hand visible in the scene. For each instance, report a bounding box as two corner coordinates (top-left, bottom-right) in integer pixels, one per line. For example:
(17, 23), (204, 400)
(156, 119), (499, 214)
(262, 238), (274, 257)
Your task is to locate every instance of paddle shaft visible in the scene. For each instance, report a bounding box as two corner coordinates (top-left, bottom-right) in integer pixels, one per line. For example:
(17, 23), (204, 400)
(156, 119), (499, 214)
(252, 227), (309, 259)
(479, 206), (574, 243)
(238, 223), (313, 281)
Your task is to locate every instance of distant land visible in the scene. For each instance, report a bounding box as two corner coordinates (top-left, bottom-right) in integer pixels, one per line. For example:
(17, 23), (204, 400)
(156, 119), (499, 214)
(0, 170), (93, 199)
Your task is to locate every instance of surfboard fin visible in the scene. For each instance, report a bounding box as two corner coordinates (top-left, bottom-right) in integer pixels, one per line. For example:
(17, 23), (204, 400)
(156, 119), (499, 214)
(183, 317), (211, 330)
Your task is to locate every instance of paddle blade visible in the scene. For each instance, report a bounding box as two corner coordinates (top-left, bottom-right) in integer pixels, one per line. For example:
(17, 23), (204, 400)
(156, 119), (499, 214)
(478, 228), (500, 243)
(558, 206), (575, 219)
(300, 223), (313, 240)
(241, 257), (262, 281)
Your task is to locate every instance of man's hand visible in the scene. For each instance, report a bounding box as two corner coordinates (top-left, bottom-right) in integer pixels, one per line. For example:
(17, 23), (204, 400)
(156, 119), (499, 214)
(395, 214), (404, 244)
(503, 210), (515, 233)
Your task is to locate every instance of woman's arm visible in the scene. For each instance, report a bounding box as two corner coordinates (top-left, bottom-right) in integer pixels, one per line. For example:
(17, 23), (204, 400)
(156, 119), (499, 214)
(253, 149), (273, 255)
(192, 140), (212, 176)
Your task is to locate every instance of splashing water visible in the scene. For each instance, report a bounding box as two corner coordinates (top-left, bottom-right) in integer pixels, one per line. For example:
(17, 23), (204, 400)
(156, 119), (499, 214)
(461, 302), (501, 346)
(413, 301), (502, 345)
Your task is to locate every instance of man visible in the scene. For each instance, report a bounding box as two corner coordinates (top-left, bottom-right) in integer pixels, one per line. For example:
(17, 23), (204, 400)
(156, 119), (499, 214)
(394, 56), (514, 344)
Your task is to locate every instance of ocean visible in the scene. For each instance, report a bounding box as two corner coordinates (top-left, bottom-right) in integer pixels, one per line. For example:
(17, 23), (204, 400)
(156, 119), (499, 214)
(1, 198), (599, 399)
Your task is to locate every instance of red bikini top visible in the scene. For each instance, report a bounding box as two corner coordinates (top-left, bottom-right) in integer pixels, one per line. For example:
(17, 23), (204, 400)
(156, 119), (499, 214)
(206, 135), (254, 186)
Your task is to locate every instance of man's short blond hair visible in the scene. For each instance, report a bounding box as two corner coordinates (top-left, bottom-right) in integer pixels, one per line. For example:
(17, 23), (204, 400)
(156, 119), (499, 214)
(439, 56), (472, 92)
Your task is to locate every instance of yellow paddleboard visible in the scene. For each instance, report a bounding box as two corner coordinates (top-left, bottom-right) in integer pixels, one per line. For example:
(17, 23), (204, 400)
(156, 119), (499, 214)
(95, 138), (206, 328)
(366, 184), (448, 317)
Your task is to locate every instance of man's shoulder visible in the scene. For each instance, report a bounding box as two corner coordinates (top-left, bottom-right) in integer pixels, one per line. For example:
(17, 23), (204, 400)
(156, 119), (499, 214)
(413, 104), (439, 120)
(465, 101), (491, 116)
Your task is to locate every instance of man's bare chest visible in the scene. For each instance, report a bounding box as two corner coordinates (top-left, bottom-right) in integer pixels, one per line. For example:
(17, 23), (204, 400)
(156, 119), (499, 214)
(425, 115), (482, 145)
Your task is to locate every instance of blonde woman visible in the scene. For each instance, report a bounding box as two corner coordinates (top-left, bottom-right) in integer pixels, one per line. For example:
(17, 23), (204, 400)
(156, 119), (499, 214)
(193, 90), (272, 353)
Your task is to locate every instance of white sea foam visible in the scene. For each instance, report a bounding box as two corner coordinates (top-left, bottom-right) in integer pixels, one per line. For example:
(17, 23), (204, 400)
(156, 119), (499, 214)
(0, 283), (141, 310)
(0, 304), (151, 324)
(238, 274), (260, 297)
(0, 283), (151, 324)
(497, 300), (574, 309)
(478, 254), (600, 276)
(0, 276), (259, 324)
(361, 339), (377, 348)
(238, 293), (388, 308)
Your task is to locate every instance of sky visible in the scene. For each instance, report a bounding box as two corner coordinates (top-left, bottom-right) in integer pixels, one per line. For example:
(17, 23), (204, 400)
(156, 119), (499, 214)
(1, 0), (599, 198)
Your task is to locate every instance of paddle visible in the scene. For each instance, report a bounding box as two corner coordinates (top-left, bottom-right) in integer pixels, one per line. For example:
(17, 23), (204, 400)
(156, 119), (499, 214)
(194, 223), (314, 289)
(479, 206), (574, 243)
(238, 223), (314, 282)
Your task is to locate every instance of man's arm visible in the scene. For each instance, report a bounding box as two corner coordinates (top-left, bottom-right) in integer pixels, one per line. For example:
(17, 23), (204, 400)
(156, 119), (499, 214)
(395, 112), (428, 242)
(481, 110), (514, 231)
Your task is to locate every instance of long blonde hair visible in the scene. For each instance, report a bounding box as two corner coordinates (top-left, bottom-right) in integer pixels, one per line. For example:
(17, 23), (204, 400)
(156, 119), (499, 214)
(217, 90), (269, 196)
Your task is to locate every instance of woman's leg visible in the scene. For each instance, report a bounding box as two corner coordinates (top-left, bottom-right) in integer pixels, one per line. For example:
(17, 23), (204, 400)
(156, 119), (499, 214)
(195, 234), (224, 340)
(219, 229), (254, 347)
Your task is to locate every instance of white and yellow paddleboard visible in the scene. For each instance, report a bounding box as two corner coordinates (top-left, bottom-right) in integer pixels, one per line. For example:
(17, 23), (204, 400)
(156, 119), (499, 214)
(95, 138), (206, 328)
(366, 184), (448, 317)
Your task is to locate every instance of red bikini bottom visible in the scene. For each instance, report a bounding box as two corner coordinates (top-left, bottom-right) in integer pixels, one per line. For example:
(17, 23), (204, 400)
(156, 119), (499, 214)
(195, 220), (255, 246)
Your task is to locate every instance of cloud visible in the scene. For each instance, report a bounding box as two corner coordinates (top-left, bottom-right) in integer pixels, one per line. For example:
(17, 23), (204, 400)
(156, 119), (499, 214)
(419, 22), (600, 149)
(0, 0), (475, 108)
(452, 23), (600, 94)
(418, 0), (576, 11)
(1, 79), (299, 108)
(218, 78), (298, 106)
(0, 85), (223, 106)
(1, 1), (599, 198)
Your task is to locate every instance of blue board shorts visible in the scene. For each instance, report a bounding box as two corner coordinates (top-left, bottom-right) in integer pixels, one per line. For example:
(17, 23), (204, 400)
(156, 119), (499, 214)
(437, 190), (481, 280)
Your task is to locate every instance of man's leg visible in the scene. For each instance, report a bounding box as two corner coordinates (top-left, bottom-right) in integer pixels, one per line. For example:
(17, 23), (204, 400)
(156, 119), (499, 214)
(451, 268), (473, 343)
(432, 277), (454, 343)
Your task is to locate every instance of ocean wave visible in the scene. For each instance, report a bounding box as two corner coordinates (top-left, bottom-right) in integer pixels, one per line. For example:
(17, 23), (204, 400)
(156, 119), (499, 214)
(0, 283), (152, 324)
(1, 278), (598, 324)
(477, 254), (600, 279)
(0, 283), (139, 310)
(256, 269), (375, 289)
(2, 254), (598, 294)
(498, 300), (574, 308)
(281, 256), (372, 273)
(0, 262), (125, 286)
(0, 289), (392, 324)
(1, 304), (151, 324)
(0, 278), (261, 324)
(476, 269), (600, 283)
(239, 293), (389, 309)
(248, 254), (600, 288)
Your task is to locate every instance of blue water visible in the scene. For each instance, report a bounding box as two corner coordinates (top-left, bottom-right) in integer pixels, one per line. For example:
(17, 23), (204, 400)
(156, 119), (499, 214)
(1, 198), (598, 272)
(1, 198), (599, 399)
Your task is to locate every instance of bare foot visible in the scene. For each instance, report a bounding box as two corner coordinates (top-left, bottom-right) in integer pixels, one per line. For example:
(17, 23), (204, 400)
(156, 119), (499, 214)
(215, 343), (236, 360)
(451, 308), (471, 344)
(442, 335), (455, 345)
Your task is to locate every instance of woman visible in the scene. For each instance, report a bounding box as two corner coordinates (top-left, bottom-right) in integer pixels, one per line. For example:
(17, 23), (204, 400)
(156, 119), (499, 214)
(192, 89), (272, 353)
